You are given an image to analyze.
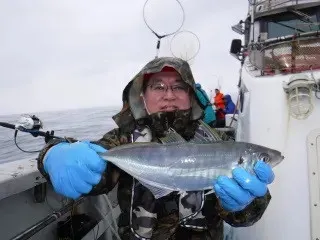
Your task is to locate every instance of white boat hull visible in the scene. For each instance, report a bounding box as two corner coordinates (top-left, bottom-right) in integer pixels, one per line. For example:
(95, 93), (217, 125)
(230, 65), (320, 240)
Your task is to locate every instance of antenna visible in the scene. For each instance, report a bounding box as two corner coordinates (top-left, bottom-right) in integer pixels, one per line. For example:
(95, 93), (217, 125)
(212, 75), (223, 91)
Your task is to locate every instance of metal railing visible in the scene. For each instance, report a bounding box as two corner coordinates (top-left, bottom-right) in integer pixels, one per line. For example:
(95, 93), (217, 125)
(248, 36), (320, 75)
(251, 0), (320, 16)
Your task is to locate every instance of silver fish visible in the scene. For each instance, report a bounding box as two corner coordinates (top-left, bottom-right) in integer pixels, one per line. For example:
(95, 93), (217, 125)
(99, 132), (284, 199)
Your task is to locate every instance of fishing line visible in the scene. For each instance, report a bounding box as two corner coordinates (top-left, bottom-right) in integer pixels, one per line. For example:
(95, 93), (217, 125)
(143, 0), (185, 58)
(14, 130), (42, 153)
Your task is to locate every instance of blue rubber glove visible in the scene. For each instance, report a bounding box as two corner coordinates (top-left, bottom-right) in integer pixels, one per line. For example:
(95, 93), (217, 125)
(213, 160), (275, 212)
(44, 141), (107, 199)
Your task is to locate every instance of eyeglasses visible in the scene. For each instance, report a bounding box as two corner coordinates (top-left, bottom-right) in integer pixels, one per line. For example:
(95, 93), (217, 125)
(147, 82), (190, 97)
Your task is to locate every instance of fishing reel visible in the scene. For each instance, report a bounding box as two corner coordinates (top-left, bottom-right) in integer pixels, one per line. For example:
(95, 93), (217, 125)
(0, 114), (62, 153)
(15, 114), (43, 137)
(14, 114), (61, 153)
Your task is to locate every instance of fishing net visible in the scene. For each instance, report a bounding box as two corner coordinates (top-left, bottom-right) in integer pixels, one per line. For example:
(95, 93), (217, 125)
(170, 30), (201, 66)
(143, 0), (185, 58)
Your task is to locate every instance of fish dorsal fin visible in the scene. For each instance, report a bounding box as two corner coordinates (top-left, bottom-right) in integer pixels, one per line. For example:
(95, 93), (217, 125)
(198, 120), (232, 142)
(191, 131), (212, 144)
(198, 120), (223, 142)
(159, 128), (187, 144)
(106, 141), (160, 153)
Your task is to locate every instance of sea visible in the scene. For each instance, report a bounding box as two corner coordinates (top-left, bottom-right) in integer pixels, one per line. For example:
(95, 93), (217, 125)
(0, 106), (120, 163)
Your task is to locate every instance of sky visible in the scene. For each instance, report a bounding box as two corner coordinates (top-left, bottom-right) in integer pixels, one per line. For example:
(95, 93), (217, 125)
(0, 0), (248, 115)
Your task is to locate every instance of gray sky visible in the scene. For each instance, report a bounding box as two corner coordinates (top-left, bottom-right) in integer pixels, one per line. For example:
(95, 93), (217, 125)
(0, 0), (248, 115)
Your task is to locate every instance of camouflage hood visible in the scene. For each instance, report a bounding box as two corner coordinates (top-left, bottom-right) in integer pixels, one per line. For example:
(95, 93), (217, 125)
(128, 56), (203, 121)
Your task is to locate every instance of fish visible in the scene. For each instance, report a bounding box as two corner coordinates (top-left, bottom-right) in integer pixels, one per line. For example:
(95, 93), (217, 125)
(99, 125), (284, 199)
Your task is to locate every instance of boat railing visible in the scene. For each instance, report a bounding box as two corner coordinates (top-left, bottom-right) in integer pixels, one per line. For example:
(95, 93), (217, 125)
(248, 35), (320, 75)
(250, 0), (320, 17)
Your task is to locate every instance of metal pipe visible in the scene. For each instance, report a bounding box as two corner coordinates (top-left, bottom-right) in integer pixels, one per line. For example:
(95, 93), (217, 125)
(251, 0), (255, 43)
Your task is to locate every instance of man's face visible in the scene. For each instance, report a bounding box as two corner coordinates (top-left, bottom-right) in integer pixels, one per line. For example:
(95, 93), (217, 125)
(143, 71), (191, 114)
(215, 89), (219, 95)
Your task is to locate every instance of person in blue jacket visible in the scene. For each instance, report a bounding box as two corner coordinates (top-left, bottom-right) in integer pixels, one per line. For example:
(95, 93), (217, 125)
(195, 83), (216, 127)
(224, 94), (238, 114)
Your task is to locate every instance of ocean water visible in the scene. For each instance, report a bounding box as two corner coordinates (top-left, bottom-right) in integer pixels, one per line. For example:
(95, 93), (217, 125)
(0, 106), (120, 163)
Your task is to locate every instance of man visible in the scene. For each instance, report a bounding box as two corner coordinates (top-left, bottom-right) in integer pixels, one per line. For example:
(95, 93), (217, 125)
(195, 83), (216, 127)
(37, 57), (274, 240)
(213, 89), (226, 128)
(213, 89), (225, 110)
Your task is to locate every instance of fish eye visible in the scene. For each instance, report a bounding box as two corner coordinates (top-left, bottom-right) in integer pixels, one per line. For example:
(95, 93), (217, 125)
(260, 153), (270, 162)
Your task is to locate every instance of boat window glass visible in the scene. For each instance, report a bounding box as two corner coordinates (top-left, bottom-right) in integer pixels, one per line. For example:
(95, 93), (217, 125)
(263, 7), (320, 38)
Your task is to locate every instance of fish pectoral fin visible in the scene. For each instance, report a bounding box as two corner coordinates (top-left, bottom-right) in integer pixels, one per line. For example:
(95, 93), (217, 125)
(159, 129), (187, 144)
(139, 180), (173, 199)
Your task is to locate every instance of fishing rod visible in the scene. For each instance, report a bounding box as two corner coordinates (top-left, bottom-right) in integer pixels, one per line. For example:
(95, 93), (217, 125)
(1, 115), (119, 240)
(0, 114), (78, 240)
(10, 198), (85, 240)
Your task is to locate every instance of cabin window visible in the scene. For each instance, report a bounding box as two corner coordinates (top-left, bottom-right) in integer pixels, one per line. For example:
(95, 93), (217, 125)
(261, 7), (320, 39)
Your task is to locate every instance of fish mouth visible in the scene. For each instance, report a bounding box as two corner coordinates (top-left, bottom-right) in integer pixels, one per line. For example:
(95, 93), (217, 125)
(271, 155), (285, 167)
